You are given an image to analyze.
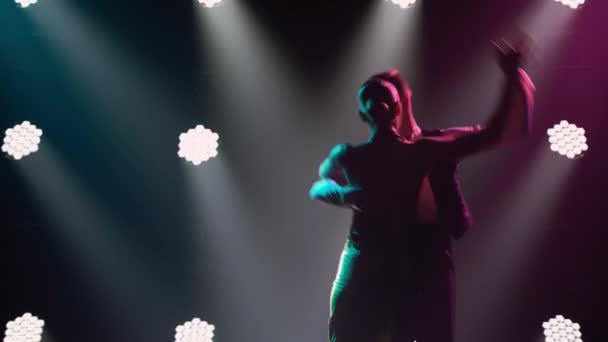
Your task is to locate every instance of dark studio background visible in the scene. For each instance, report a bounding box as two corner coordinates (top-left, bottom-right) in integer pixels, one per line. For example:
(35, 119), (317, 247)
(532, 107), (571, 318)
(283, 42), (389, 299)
(1, 0), (607, 341)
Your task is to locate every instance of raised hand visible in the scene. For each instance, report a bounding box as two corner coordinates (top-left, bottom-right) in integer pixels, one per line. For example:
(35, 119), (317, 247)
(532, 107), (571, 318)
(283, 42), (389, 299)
(491, 35), (530, 76)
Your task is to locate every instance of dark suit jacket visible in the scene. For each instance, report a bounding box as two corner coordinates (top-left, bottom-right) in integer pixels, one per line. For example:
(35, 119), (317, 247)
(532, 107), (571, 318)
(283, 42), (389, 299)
(421, 129), (473, 240)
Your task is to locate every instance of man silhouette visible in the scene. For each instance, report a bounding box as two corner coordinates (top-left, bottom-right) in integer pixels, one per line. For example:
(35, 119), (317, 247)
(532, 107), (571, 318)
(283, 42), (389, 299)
(310, 39), (535, 341)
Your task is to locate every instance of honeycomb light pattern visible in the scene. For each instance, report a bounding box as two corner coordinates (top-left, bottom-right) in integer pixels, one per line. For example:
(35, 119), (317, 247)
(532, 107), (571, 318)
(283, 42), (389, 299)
(178, 125), (219, 166)
(554, 0), (585, 9)
(197, 0), (223, 8)
(387, 0), (417, 9)
(174, 318), (215, 342)
(547, 120), (588, 159)
(4, 313), (45, 342)
(542, 315), (583, 342)
(2, 121), (43, 160)
(15, 0), (38, 8)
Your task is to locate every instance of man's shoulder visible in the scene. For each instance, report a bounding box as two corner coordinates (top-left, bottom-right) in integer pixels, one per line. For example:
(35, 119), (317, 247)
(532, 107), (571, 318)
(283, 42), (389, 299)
(420, 128), (461, 171)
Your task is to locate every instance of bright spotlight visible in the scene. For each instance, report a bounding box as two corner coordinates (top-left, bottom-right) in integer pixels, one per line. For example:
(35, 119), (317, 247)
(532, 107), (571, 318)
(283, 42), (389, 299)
(4, 313), (45, 342)
(554, 0), (585, 9)
(174, 318), (215, 342)
(542, 315), (583, 342)
(197, 0), (224, 8)
(547, 120), (588, 159)
(15, 0), (38, 8)
(2, 121), (43, 160)
(178, 125), (219, 166)
(386, 0), (417, 9)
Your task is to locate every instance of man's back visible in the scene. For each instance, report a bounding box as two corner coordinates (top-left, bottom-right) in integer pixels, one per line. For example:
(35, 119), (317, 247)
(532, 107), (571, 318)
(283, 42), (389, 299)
(421, 129), (473, 239)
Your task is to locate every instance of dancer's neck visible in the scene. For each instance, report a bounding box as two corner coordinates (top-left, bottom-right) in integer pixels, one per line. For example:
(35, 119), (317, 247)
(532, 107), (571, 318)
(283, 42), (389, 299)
(369, 126), (403, 143)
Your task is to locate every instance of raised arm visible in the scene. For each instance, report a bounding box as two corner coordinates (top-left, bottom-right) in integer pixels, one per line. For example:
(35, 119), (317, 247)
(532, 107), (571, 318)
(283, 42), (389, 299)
(421, 41), (535, 160)
(309, 144), (362, 210)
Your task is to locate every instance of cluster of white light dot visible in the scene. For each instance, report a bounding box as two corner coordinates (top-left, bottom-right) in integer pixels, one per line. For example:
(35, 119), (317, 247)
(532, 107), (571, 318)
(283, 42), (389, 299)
(543, 315), (582, 342)
(178, 125), (219, 165)
(197, 0), (223, 8)
(547, 120), (588, 159)
(174, 318), (215, 342)
(554, 0), (585, 9)
(2, 121), (43, 160)
(15, 0), (38, 8)
(387, 0), (417, 9)
(4, 313), (45, 342)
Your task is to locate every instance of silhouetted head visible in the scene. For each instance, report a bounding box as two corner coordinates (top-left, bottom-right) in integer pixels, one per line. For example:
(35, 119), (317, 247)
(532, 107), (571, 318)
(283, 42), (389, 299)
(357, 78), (402, 130)
(370, 69), (415, 134)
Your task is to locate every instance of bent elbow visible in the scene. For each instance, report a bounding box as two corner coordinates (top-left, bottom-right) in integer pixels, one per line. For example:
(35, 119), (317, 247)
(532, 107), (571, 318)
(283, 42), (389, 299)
(309, 186), (319, 200)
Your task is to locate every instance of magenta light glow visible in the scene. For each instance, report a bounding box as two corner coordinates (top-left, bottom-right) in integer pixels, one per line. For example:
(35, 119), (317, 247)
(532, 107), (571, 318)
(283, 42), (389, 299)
(554, 0), (585, 9)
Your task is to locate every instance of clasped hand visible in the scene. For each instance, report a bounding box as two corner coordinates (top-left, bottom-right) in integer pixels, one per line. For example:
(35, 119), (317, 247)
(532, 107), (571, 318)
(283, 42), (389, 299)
(491, 35), (530, 76)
